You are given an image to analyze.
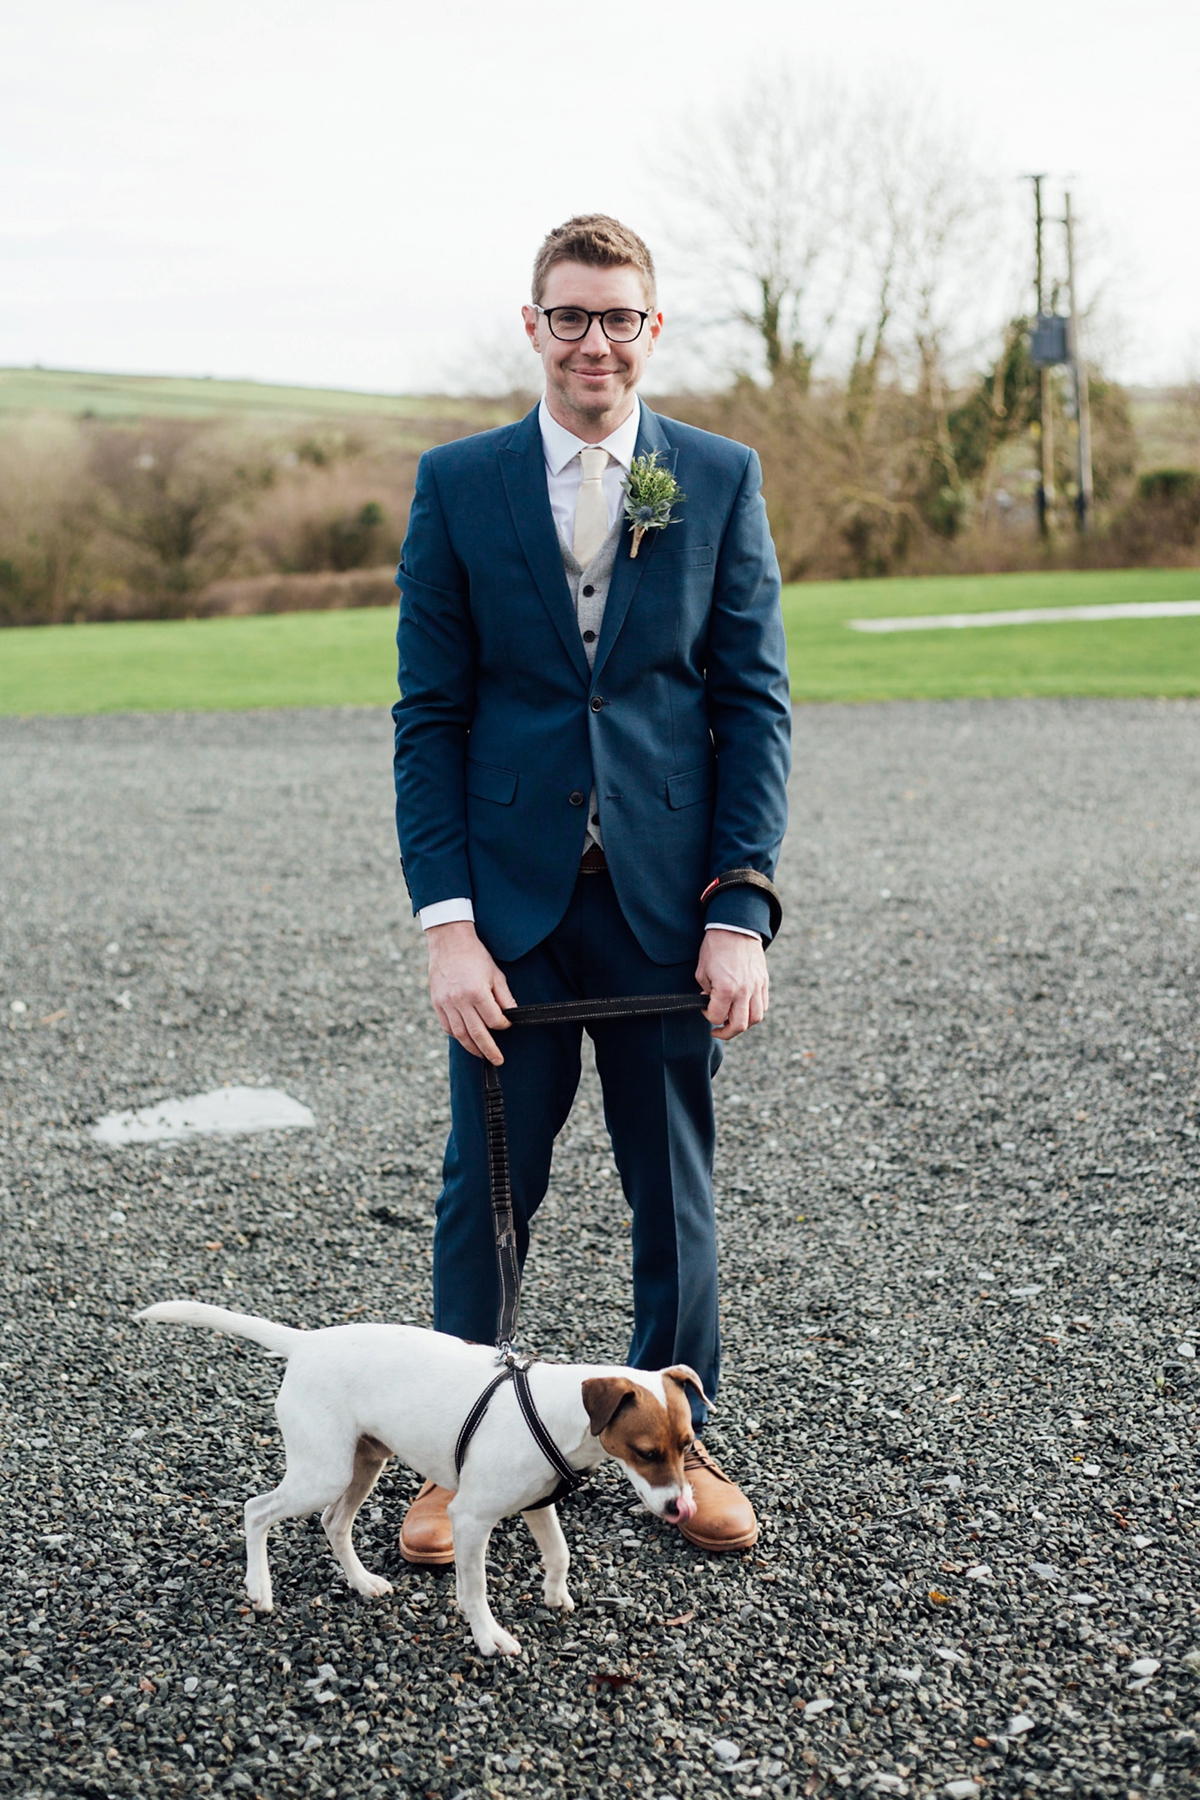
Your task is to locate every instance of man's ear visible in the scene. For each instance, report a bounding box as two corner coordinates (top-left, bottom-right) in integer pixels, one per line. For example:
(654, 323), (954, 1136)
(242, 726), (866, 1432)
(663, 1365), (715, 1411)
(581, 1376), (638, 1437)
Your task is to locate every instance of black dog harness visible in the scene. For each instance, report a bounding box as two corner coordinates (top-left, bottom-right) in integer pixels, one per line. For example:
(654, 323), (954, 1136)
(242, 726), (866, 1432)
(453, 1348), (587, 1510)
(451, 868), (783, 1504)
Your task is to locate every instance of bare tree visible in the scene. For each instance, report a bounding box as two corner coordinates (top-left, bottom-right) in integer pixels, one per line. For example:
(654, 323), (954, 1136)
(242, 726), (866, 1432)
(855, 95), (1007, 522)
(659, 68), (1023, 559)
(662, 70), (1007, 403)
(664, 72), (860, 389)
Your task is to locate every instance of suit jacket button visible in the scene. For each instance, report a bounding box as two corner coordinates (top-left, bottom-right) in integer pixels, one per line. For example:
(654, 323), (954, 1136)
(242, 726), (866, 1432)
(568, 790), (585, 806)
(590, 695), (605, 712)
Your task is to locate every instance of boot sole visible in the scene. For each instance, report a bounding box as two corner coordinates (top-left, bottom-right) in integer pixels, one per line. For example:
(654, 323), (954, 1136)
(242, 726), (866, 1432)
(398, 1540), (455, 1567)
(677, 1520), (760, 1552)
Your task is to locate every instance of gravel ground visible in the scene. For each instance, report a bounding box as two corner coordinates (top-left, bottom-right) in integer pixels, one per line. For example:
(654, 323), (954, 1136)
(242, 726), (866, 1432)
(2, 697), (1200, 1800)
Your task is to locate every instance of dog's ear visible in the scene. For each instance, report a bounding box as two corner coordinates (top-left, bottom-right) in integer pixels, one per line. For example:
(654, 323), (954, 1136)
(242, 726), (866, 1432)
(663, 1364), (715, 1411)
(581, 1376), (638, 1437)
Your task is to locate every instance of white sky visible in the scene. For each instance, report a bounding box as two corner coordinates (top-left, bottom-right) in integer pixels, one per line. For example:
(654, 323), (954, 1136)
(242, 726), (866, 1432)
(2, 0), (1196, 393)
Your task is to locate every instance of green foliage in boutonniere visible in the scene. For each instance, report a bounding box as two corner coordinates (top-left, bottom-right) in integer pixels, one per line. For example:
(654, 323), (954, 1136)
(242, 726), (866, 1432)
(622, 451), (686, 558)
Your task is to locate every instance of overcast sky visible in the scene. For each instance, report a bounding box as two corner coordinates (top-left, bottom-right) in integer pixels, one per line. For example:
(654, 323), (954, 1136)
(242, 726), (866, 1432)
(2, 0), (1196, 394)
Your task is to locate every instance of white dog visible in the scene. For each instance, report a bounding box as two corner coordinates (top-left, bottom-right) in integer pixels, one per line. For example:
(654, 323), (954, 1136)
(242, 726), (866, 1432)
(136, 1303), (704, 1657)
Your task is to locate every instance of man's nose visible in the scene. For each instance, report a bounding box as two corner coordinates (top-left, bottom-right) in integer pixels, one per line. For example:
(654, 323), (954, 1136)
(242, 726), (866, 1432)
(578, 316), (612, 354)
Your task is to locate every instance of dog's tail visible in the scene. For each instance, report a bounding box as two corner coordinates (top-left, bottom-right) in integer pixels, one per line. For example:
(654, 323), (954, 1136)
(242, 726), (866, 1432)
(136, 1301), (303, 1357)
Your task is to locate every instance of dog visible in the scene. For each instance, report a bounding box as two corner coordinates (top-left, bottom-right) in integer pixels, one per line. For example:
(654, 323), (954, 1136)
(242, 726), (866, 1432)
(136, 1302), (705, 1657)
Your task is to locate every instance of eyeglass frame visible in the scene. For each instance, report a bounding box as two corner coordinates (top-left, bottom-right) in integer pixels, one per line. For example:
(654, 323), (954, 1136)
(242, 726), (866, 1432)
(532, 304), (651, 344)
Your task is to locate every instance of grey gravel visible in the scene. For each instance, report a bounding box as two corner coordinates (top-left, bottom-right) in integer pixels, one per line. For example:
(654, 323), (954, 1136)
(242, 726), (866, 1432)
(2, 696), (1200, 1800)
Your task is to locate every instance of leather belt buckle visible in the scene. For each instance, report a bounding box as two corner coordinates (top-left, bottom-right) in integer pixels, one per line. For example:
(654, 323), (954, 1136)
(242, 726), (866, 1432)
(579, 845), (607, 875)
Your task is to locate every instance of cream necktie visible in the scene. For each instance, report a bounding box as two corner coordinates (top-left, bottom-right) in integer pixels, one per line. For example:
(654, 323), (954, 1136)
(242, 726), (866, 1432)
(573, 446), (610, 567)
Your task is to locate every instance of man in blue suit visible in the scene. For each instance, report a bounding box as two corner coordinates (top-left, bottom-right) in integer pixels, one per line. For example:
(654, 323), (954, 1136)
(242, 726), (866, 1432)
(393, 215), (791, 1560)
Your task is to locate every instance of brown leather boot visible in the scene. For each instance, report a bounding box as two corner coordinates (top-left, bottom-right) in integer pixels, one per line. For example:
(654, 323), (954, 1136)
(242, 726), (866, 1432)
(677, 1441), (759, 1551)
(399, 1480), (455, 1566)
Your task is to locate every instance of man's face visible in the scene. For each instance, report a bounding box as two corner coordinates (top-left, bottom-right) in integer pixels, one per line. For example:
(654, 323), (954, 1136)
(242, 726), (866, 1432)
(523, 261), (662, 433)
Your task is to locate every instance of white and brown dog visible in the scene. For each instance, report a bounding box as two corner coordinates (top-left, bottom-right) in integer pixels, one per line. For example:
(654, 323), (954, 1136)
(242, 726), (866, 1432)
(136, 1303), (705, 1657)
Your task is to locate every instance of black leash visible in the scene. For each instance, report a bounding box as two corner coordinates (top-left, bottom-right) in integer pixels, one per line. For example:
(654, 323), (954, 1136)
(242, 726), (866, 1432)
(456, 989), (711, 1506)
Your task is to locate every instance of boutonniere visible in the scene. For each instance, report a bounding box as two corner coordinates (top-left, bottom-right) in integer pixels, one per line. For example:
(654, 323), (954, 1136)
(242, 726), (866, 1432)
(622, 451), (686, 558)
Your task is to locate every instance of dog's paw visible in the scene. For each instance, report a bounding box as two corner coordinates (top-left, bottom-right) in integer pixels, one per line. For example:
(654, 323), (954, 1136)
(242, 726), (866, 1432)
(543, 1584), (574, 1613)
(352, 1572), (394, 1600)
(471, 1622), (522, 1658)
(246, 1591), (274, 1613)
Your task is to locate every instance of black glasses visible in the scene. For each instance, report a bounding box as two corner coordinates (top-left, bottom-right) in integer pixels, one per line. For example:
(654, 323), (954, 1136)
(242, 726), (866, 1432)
(534, 305), (649, 344)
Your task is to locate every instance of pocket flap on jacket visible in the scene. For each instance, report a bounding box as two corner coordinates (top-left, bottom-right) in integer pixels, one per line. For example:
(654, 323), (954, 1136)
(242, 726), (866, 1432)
(652, 542), (714, 565)
(666, 764), (716, 809)
(465, 760), (518, 805)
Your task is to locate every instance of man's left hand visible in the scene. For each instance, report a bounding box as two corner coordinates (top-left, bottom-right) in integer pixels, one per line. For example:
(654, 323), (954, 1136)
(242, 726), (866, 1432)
(696, 929), (769, 1040)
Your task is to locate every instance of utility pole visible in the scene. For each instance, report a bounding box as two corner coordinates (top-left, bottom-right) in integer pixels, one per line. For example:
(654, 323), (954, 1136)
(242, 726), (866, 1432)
(1064, 192), (1094, 530)
(1028, 174), (1055, 538)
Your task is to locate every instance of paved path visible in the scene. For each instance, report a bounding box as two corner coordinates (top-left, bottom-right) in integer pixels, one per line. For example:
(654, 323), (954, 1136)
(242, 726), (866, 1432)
(2, 699), (1199, 1800)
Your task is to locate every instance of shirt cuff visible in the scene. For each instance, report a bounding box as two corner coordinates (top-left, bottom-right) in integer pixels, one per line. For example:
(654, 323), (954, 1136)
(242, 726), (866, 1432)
(419, 897), (475, 930)
(703, 920), (761, 940)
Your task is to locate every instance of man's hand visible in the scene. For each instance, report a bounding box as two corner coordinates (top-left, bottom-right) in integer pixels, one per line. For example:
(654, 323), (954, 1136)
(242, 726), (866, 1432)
(426, 920), (516, 1065)
(696, 928), (769, 1041)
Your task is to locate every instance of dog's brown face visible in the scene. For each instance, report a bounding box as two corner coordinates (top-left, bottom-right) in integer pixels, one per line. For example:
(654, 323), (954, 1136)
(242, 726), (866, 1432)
(580, 1366), (707, 1522)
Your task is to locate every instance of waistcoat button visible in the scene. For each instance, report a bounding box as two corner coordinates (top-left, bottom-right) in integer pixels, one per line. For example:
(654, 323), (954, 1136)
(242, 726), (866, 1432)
(568, 790), (584, 806)
(582, 629), (596, 643)
(582, 584), (595, 597)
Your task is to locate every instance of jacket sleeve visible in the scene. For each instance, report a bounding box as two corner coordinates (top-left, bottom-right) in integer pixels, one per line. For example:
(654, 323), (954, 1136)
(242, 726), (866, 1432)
(392, 453), (477, 913)
(703, 447), (792, 942)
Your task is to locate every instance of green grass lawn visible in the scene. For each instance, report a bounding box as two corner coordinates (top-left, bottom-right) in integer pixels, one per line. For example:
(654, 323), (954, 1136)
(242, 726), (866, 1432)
(2, 567), (1199, 717)
(782, 565), (1200, 701)
(0, 608), (401, 716)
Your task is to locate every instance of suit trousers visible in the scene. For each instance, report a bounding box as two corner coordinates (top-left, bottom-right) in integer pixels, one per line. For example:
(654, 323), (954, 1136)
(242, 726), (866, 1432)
(432, 871), (723, 1423)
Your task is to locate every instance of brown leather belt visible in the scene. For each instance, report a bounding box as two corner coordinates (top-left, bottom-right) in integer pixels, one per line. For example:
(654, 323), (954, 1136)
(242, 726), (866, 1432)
(578, 844), (607, 875)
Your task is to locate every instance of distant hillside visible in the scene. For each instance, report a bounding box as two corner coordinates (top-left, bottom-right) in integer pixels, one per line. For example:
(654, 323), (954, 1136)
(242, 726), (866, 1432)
(0, 365), (496, 430)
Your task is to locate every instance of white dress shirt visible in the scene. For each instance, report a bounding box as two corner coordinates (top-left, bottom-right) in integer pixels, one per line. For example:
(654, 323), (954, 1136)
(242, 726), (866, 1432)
(538, 394), (641, 544)
(418, 397), (757, 941)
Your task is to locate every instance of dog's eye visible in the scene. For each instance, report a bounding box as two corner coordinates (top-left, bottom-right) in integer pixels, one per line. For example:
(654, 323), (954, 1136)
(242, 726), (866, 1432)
(636, 1446), (663, 1463)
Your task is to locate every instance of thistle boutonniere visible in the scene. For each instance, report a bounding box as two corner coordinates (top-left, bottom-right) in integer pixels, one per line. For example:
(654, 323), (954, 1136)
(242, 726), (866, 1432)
(622, 451), (686, 558)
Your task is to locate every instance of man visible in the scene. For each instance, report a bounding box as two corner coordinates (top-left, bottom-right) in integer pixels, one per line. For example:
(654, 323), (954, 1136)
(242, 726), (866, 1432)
(393, 215), (791, 1559)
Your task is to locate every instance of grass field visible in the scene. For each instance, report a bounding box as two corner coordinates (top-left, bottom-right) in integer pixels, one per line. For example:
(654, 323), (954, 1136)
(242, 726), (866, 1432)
(781, 566), (1200, 701)
(2, 567), (1199, 717)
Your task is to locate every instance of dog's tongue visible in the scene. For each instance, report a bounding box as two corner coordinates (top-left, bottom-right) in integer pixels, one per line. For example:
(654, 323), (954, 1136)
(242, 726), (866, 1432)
(668, 1492), (697, 1522)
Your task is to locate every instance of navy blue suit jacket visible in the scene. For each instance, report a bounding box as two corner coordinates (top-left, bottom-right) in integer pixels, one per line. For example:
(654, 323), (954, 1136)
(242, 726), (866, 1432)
(393, 402), (791, 967)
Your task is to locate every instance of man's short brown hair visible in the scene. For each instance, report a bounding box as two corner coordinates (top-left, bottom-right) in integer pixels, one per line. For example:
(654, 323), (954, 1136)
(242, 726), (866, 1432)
(532, 214), (657, 307)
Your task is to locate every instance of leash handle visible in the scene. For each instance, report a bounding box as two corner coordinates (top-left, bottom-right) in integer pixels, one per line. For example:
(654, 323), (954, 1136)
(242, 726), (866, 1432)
(503, 991), (709, 1028)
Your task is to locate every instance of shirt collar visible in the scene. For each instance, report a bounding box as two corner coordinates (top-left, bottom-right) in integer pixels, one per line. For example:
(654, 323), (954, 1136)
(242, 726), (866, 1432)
(538, 395), (642, 477)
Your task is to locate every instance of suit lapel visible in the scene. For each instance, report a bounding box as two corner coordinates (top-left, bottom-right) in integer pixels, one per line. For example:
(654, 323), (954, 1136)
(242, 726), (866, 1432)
(499, 408), (590, 686)
(592, 406), (677, 683)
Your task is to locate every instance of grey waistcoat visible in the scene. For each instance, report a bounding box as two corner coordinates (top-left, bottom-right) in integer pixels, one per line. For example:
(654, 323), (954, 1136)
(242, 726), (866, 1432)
(558, 516), (623, 849)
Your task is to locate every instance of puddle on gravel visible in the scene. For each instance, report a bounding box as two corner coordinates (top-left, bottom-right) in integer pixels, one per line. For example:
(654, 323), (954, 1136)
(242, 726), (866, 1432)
(91, 1085), (315, 1145)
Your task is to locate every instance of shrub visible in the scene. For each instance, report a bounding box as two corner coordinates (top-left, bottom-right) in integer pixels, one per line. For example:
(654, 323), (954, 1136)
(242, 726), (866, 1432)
(1111, 466), (1200, 562)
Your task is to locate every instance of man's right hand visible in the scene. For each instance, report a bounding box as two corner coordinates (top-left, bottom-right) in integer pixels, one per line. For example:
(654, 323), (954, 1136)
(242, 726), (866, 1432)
(425, 920), (515, 1065)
